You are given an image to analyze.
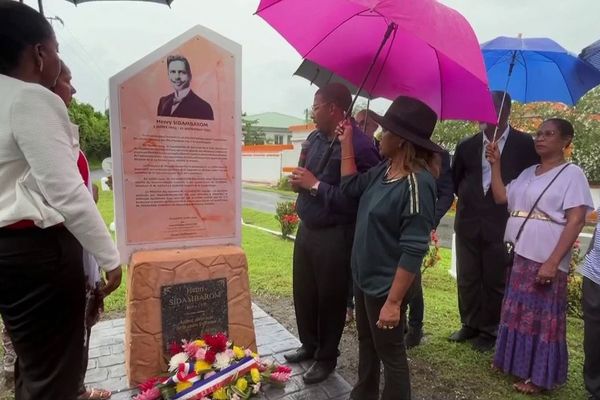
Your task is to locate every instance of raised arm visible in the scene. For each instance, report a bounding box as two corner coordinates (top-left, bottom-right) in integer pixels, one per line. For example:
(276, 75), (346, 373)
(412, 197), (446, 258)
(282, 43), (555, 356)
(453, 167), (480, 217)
(486, 141), (508, 204)
(336, 119), (380, 199)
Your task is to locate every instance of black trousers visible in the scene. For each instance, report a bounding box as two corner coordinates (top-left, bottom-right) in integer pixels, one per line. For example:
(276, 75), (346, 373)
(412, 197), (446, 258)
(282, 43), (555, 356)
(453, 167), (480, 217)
(0, 227), (86, 400)
(455, 233), (506, 337)
(351, 286), (411, 400)
(407, 272), (423, 330)
(292, 223), (353, 362)
(584, 277), (600, 399)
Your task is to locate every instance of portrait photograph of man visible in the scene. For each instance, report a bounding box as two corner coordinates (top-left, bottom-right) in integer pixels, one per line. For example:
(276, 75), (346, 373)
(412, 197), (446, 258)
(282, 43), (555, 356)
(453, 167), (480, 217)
(157, 55), (214, 120)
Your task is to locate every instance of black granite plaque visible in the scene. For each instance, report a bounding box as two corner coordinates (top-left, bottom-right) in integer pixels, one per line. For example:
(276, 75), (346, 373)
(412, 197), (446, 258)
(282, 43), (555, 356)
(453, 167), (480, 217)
(160, 278), (228, 353)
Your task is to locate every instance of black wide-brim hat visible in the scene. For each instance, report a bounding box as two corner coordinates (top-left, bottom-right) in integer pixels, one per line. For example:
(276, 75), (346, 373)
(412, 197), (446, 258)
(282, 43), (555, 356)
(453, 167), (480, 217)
(368, 96), (444, 153)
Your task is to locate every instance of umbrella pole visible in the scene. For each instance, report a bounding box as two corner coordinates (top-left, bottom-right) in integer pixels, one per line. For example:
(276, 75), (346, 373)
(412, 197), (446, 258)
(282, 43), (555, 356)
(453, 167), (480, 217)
(362, 98), (371, 133)
(492, 50), (517, 142)
(38, 0), (44, 15)
(346, 22), (396, 117)
(314, 22), (396, 175)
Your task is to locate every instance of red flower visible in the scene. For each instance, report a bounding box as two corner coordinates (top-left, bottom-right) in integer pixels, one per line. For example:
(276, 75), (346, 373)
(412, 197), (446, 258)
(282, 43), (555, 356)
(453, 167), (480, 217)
(138, 376), (162, 392)
(204, 333), (228, 353)
(204, 349), (217, 364)
(283, 214), (299, 224)
(274, 365), (292, 374)
(430, 230), (439, 244)
(168, 341), (182, 357)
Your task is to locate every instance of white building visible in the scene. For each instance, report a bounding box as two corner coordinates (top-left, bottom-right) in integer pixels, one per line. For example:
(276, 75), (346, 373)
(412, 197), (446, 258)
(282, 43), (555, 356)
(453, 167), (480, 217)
(242, 122), (316, 184)
(242, 112), (306, 145)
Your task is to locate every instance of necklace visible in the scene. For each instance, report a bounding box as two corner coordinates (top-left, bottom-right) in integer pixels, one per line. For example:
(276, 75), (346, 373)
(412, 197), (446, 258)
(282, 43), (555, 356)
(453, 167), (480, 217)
(383, 165), (406, 183)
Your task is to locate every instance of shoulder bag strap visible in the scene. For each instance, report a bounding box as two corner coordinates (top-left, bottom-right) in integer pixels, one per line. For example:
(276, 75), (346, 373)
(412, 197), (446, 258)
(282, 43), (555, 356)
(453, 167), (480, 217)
(514, 163), (571, 244)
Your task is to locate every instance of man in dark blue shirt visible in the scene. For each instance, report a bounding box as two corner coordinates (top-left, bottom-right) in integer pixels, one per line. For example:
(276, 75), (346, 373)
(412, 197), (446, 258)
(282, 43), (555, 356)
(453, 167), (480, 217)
(284, 83), (380, 384)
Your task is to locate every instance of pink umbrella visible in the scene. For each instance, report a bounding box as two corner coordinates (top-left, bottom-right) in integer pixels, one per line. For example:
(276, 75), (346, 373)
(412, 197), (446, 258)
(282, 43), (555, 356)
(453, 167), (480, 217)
(256, 0), (497, 123)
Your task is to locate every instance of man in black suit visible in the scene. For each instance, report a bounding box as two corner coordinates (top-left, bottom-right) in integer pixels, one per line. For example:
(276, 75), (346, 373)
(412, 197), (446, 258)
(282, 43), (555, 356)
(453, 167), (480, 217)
(450, 91), (539, 351)
(157, 55), (214, 120)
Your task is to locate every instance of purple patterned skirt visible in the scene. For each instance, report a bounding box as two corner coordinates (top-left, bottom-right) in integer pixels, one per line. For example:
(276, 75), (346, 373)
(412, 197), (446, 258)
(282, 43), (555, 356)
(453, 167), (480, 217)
(493, 254), (568, 390)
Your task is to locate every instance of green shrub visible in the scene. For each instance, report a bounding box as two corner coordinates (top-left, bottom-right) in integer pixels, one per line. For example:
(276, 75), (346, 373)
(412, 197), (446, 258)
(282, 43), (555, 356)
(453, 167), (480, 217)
(277, 176), (293, 191)
(274, 201), (299, 238)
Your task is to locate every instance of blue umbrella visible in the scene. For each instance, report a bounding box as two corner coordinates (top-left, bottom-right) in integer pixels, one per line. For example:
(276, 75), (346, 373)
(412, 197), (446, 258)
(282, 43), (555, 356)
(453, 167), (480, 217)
(579, 39), (600, 71)
(481, 36), (600, 106)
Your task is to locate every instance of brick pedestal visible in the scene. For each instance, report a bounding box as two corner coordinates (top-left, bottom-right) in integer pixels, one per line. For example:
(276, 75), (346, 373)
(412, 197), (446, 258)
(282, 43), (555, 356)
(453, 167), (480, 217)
(125, 246), (256, 385)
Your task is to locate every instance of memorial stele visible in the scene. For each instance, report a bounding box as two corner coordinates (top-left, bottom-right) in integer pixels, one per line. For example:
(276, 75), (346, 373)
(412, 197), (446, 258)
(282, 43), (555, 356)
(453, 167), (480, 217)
(109, 25), (255, 385)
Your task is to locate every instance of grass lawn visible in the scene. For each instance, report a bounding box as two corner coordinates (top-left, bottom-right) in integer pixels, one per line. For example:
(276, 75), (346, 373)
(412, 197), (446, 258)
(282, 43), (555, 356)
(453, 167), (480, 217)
(242, 208), (281, 232)
(242, 184), (296, 198)
(96, 184), (127, 315)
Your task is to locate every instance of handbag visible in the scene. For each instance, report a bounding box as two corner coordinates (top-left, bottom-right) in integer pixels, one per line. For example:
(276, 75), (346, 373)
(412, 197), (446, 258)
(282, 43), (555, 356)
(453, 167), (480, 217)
(504, 163), (571, 267)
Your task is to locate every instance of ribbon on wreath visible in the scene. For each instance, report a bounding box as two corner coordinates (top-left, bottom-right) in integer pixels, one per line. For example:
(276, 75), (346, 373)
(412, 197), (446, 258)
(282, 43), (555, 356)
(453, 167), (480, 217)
(172, 356), (258, 400)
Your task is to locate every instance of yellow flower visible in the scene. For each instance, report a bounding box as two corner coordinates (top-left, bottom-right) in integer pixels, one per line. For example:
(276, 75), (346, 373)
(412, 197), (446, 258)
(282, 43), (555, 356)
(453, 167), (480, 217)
(233, 346), (245, 360)
(194, 340), (206, 347)
(250, 368), (261, 384)
(213, 388), (228, 399)
(235, 377), (248, 392)
(175, 381), (192, 393)
(194, 360), (212, 374)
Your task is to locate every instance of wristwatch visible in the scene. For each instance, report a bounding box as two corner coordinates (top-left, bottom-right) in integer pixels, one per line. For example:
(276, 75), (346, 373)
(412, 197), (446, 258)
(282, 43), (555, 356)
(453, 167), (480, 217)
(309, 181), (320, 197)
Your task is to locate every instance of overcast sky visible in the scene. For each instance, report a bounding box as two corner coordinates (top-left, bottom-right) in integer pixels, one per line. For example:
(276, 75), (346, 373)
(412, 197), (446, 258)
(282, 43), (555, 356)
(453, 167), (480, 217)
(25, 0), (600, 118)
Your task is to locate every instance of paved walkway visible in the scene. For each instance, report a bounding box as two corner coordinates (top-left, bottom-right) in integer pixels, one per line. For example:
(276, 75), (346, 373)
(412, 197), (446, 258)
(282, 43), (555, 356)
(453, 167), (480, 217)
(86, 304), (352, 400)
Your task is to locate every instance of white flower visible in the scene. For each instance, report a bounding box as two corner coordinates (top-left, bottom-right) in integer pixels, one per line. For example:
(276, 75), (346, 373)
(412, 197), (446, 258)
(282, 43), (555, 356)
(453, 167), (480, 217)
(168, 352), (189, 372)
(252, 382), (262, 394)
(214, 352), (232, 370)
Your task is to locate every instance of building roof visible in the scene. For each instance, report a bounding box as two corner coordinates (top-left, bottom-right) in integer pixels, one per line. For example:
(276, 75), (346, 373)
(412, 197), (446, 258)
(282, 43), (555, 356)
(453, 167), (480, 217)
(290, 123), (316, 133)
(242, 144), (294, 153)
(244, 112), (306, 129)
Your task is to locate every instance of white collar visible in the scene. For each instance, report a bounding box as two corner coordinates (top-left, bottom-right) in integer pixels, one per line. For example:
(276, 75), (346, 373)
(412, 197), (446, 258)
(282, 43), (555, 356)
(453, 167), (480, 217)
(483, 125), (510, 144)
(173, 87), (191, 100)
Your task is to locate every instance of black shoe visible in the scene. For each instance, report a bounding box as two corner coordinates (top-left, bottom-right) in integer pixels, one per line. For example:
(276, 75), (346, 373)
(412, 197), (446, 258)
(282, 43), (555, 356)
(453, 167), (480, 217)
(283, 347), (314, 363)
(448, 326), (479, 342)
(405, 327), (423, 349)
(302, 360), (336, 385)
(471, 334), (496, 352)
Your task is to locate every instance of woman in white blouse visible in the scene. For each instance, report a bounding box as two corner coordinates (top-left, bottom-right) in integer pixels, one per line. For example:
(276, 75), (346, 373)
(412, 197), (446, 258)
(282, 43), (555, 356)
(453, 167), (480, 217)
(0, 3), (121, 399)
(487, 118), (593, 395)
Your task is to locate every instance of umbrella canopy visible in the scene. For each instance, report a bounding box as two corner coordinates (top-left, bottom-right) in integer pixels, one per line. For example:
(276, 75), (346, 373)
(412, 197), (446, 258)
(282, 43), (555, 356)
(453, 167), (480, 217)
(31, 0), (173, 15)
(579, 39), (600, 71)
(294, 59), (375, 100)
(482, 36), (600, 105)
(66, 0), (173, 4)
(256, 0), (497, 123)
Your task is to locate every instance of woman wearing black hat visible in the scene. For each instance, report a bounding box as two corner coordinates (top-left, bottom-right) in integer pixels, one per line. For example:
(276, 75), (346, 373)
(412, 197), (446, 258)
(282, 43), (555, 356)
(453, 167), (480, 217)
(337, 96), (443, 400)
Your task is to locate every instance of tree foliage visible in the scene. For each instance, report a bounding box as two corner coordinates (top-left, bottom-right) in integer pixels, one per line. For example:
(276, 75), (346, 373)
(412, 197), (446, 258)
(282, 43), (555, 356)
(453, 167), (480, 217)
(431, 87), (600, 182)
(242, 113), (266, 145)
(67, 99), (111, 163)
